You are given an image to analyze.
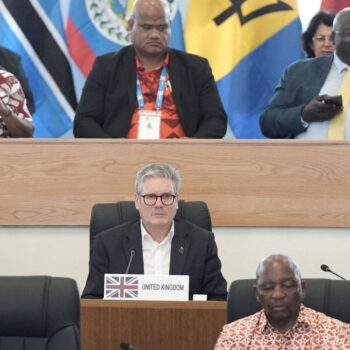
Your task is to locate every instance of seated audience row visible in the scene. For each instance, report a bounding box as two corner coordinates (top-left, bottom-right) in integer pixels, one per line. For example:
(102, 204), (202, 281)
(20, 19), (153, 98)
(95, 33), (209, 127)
(3, 2), (349, 141)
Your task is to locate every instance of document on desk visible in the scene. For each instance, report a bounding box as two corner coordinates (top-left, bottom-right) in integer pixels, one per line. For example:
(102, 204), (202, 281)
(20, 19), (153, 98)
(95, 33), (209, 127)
(104, 274), (189, 301)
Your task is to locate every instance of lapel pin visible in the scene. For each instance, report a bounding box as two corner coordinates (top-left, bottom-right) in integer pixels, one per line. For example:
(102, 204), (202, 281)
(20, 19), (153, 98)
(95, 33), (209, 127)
(178, 246), (184, 254)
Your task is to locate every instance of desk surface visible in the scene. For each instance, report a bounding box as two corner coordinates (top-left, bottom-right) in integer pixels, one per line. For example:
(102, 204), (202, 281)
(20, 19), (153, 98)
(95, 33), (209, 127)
(2, 139), (350, 227)
(80, 299), (227, 350)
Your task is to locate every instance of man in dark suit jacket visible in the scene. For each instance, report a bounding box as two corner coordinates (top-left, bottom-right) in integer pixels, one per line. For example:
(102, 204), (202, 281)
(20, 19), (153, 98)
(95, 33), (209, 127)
(82, 163), (227, 301)
(260, 8), (350, 139)
(74, 0), (227, 139)
(0, 46), (35, 114)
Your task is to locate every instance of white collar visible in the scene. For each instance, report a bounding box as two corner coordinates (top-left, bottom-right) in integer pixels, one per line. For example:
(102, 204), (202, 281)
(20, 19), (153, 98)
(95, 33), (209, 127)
(140, 220), (174, 244)
(333, 53), (348, 74)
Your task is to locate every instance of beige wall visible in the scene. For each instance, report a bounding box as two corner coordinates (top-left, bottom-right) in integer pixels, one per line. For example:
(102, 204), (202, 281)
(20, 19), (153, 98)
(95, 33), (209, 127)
(0, 226), (349, 295)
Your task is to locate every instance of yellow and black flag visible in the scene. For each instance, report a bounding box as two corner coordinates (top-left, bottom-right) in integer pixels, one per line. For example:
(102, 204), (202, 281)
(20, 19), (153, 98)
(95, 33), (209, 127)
(185, 0), (304, 138)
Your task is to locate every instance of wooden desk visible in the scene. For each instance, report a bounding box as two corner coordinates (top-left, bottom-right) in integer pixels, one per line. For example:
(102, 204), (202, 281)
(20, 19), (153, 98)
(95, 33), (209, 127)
(80, 299), (226, 350)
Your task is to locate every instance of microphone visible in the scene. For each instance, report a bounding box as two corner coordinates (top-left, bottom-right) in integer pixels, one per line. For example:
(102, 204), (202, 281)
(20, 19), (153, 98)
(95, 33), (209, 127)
(320, 264), (347, 280)
(125, 248), (136, 274)
(120, 342), (139, 350)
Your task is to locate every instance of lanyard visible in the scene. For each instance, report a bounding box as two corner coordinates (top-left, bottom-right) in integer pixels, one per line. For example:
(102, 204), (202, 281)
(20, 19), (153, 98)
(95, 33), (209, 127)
(136, 66), (167, 110)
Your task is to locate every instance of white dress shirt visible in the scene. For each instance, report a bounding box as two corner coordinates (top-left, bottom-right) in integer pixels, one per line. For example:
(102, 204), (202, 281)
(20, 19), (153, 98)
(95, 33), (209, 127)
(297, 54), (350, 139)
(141, 220), (174, 275)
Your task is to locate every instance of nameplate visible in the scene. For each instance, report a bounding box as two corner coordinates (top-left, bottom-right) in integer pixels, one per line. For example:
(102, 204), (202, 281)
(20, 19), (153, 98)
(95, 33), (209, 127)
(104, 274), (189, 301)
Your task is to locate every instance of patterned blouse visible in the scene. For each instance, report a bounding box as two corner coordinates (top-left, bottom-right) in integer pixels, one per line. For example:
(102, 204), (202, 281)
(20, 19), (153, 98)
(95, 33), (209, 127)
(0, 69), (32, 137)
(215, 305), (350, 349)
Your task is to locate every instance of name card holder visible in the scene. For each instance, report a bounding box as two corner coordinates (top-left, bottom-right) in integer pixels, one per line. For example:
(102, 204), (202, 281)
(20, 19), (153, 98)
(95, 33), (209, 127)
(104, 274), (189, 301)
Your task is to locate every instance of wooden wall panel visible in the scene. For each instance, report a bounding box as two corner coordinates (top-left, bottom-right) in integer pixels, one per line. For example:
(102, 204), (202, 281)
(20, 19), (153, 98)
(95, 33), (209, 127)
(1, 139), (350, 227)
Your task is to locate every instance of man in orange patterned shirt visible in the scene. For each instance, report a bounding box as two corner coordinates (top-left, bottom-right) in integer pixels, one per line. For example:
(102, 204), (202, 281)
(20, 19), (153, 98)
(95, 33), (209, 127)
(74, 0), (227, 139)
(215, 254), (350, 349)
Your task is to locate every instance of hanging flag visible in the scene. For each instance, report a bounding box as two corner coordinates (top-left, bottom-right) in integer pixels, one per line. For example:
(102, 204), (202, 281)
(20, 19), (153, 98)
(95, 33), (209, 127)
(185, 0), (304, 138)
(321, 0), (350, 13)
(0, 0), (77, 137)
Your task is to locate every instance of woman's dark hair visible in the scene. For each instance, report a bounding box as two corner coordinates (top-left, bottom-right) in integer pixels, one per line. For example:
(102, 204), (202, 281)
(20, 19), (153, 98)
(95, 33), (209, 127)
(301, 11), (336, 58)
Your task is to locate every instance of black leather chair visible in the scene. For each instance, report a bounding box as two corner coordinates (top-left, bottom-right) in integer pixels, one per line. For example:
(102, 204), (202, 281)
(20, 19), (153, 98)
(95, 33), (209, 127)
(227, 278), (350, 324)
(89, 200), (212, 252)
(0, 275), (80, 350)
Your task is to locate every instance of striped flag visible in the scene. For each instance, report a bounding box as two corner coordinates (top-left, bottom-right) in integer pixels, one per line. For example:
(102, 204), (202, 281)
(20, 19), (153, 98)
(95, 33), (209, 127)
(185, 0), (304, 138)
(0, 0), (76, 137)
(321, 0), (350, 12)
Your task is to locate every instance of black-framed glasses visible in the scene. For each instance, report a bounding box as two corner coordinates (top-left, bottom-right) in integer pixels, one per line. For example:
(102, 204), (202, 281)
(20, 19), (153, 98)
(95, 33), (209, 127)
(140, 193), (176, 206)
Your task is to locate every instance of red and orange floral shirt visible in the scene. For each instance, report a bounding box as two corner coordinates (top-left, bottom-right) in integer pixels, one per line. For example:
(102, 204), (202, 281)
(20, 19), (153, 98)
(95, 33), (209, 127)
(127, 53), (185, 139)
(215, 305), (350, 349)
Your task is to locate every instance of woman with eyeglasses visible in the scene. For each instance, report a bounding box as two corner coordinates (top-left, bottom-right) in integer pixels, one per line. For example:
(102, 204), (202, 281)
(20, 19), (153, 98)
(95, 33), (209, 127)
(301, 11), (336, 58)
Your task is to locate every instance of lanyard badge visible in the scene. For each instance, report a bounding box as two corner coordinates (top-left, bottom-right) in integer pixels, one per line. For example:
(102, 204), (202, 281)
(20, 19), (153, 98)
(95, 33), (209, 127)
(136, 67), (167, 139)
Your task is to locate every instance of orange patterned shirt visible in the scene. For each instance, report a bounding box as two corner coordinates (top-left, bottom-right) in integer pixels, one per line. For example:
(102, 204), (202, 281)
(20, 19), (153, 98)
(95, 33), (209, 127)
(127, 53), (185, 139)
(215, 305), (350, 349)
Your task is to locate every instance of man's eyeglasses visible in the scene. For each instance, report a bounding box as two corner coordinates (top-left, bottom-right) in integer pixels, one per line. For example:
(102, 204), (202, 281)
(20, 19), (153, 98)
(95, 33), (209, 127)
(312, 35), (334, 44)
(140, 193), (176, 206)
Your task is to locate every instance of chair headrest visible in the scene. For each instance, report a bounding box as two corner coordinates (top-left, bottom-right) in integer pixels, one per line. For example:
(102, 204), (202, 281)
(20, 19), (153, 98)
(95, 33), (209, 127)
(0, 276), (79, 337)
(89, 200), (212, 250)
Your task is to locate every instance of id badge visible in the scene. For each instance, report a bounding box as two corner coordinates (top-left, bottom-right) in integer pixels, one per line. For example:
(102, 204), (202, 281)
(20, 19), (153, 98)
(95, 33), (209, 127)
(138, 110), (161, 139)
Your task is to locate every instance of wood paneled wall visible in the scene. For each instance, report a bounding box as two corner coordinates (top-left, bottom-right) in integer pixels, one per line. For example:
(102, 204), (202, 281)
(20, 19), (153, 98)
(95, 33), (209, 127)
(1, 139), (350, 227)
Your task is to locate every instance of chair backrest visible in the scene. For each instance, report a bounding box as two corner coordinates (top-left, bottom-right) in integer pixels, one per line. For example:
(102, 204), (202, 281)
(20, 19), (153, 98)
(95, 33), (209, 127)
(227, 278), (350, 324)
(89, 200), (212, 250)
(0, 275), (80, 350)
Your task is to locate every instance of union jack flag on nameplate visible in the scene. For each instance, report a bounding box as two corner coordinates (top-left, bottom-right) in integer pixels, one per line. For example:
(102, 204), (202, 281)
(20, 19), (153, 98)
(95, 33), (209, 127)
(104, 274), (139, 300)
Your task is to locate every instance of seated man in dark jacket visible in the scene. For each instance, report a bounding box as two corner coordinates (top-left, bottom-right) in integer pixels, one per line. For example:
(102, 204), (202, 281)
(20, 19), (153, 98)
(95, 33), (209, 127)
(74, 0), (227, 139)
(82, 163), (227, 300)
(260, 8), (350, 140)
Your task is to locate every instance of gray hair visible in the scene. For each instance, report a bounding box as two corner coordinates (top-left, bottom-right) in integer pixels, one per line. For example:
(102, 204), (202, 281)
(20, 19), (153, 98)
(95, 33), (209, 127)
(256, 254), (302, 282)
(135, 163), (180, 195)
(127, 0), (171, 23)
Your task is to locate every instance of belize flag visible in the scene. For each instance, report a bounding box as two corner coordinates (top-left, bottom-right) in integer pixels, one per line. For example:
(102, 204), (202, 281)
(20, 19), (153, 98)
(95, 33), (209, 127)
(184, 0), (304, 138)
(0, 0), (184, 138)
